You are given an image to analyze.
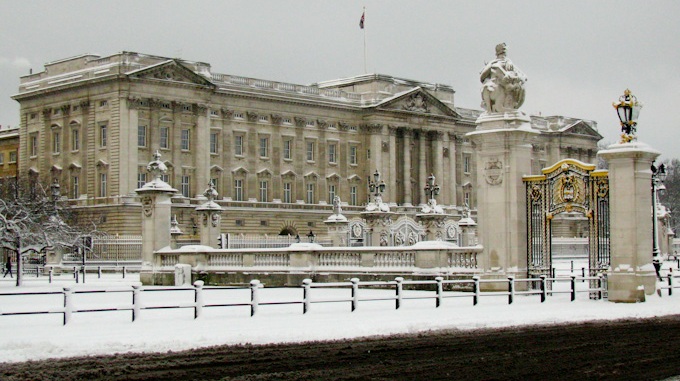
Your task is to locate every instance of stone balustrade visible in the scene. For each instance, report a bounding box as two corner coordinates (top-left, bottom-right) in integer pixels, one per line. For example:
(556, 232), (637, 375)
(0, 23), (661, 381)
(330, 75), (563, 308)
(154, 243), (483, 276)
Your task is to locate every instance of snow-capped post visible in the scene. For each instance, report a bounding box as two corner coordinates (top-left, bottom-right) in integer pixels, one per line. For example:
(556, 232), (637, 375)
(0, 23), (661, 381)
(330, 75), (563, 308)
(195, 182), (223, 248)
(472, 276), (480, 305)
(194, 280), (204, 319)
(63, 286), (73, 325)
(570, 276), (576, 302)
(302, 279), (312, 314)
(97, 266), (102, 279)
(507, 276), (515, 305)
(540, 275), (547, 303)
(132, 284), (141, 322)
(351, 278), (360, 311)
(48, 267), (53, 283)
(250, 279), (260, 316)
(135, 150), (178, 286)
(395, 277), (403, 309)
(435, 277), (444, 308)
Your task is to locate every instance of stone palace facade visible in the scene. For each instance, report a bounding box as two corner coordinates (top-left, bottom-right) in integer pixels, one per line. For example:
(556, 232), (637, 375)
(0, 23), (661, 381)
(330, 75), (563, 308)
(12, 51), (601, 237)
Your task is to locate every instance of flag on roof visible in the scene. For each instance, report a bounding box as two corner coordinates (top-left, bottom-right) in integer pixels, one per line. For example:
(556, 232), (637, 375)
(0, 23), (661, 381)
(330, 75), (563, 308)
(359, 11), (365, 29)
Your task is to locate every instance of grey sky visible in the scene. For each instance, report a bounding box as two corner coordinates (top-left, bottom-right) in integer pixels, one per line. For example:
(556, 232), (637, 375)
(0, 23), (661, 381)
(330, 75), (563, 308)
(1, 0), (679, 159)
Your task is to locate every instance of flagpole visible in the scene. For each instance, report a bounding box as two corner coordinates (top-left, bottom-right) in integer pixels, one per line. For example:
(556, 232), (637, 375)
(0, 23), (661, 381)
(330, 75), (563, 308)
(363, 7), (367, 73)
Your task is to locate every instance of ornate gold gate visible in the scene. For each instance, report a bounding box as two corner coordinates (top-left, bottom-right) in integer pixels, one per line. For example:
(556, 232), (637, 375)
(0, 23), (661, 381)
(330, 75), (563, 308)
(524, 159), (610, 278)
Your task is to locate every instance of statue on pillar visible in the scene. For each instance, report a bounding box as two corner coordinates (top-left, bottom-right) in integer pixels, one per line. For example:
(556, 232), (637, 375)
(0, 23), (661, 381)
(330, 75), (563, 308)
(480, 43), (527, 113)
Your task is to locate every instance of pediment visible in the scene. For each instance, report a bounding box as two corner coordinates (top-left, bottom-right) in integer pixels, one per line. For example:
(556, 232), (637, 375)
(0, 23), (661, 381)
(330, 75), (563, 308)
(559, 121), (603, 140)
(374, 88), (459, 118)
(127, 60), (215, 88)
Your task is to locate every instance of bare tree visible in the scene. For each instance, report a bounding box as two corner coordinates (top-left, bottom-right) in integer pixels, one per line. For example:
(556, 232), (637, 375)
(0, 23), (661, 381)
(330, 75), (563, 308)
(0, 178), (86, 286)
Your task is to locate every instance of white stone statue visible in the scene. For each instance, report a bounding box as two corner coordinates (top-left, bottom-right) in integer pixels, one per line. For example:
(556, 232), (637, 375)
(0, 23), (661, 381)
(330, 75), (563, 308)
(480, 43), (527, 113)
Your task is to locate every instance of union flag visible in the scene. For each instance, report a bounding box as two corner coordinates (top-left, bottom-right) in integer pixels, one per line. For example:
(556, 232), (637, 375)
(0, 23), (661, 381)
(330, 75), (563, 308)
(359, 11), (365, 29)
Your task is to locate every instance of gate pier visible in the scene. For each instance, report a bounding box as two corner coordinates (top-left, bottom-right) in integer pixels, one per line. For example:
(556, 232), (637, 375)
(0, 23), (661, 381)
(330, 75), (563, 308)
(599, 141), (660, 302)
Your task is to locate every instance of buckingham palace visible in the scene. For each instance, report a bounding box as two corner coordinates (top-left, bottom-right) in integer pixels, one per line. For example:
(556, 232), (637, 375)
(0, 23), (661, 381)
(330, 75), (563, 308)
(12, 51), (601, 238)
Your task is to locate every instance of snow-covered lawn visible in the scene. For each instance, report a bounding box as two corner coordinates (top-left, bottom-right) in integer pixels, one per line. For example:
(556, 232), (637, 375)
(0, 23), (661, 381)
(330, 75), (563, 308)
(1, 260), (679, 364)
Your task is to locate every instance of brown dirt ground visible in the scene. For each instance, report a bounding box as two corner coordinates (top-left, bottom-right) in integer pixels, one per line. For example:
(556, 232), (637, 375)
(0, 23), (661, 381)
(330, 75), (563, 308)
(1, 315), (680, 381)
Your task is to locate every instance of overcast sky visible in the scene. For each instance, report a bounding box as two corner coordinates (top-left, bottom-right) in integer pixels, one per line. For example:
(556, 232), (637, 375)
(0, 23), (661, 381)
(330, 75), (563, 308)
(1, 1), (678, 159)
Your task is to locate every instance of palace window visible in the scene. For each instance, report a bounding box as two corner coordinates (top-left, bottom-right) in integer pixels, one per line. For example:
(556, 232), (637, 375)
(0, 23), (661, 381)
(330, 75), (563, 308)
(234, 179), (243, 201)
(138, 125), (147, 147)
(181, 175), (190, 197)
(283, 139), (292, 160)
(71, 128), (79, 151)
(259, 180), (269, 202)
(0, 153), (3, 165)
(306, 141), (315, 162)
(160, 173), (170, 184)
(234, 135), (244, 156)
(259, 137), (269, 158)
(30, 135), (38, 157)
(52, 131), (60, 154)
(210, 132), (218, 154)
(137, 173), (147, 189)
(463, 154), (471, 173)
(100, 124), (107, 147)
(328, 143), (337, 164)
(464, 191), (471, 208)
(350, 186), (358, 206)
(8, 151), (16, 164)
(160, 127), (169, 149)
(283, 182), (292, 203)
(210, 178), (219, 194)
(72, 176), (79, 199)
(99, 173), (107, 198)
(181, 129), (190, 151)
(349, 146), (358, 165)
(327, 184), (336, 203)
(306, 183), (315, 204)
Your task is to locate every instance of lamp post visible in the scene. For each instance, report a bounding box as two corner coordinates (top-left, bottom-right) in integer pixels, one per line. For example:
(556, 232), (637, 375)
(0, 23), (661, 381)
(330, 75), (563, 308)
(652, 163), (667, 257)
(307, 230), (316, 243)
(613, 89), (643, 143)
(368, 170), (386, 203)
(423, 173), (440, 204)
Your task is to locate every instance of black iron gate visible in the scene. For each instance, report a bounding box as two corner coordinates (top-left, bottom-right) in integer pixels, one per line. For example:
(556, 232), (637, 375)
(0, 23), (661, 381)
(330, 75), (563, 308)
(524, 159), (610, 279)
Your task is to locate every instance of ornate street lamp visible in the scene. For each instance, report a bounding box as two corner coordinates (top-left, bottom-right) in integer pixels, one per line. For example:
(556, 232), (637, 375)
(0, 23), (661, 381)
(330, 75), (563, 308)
(424, 173), (440, 202)
(368, 170), (386, 202)
(307, 230), (316, 243)
(652, 163), (666, 279)
(613, 89), (643, 143)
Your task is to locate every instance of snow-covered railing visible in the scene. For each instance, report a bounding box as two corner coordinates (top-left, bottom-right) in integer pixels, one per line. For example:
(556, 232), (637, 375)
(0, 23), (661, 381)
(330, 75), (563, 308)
(0, 274), (615, 325)
(154, 243), (483, 274)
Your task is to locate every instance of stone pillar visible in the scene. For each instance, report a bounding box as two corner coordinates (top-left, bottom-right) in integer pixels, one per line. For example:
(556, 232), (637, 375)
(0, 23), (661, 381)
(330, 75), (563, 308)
(418, 130), (427, 205)
(467, 113), (538, 290)
(433, 131), (444, 203)
(388, 127), (398, 203)
(362, 212), (395, 247)
(458, 214), (477, 247)
(403, 128), (413, 206)
(448, 133), (457, 206)
(136, 151), (178, 285)
(599, 142), (660, 302)
(195, 105), (210, 198)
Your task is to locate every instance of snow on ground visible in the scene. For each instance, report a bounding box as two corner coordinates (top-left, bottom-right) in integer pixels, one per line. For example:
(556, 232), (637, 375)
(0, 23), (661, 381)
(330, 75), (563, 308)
(1, 260), (679, 364)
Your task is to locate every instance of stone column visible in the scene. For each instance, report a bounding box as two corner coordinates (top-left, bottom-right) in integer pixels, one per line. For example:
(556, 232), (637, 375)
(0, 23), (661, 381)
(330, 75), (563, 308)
(599, 142), (660, 302)
(433, 131), (444, 203)
(467, 113), (538, 290)
(418, 130), (427, 205)
(195, 105), (210, 198)
(402, 128), (413, 206)
(388, 126), (398, 203)
(122, 97), (140, 195)
(447, 133), (457, 206)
